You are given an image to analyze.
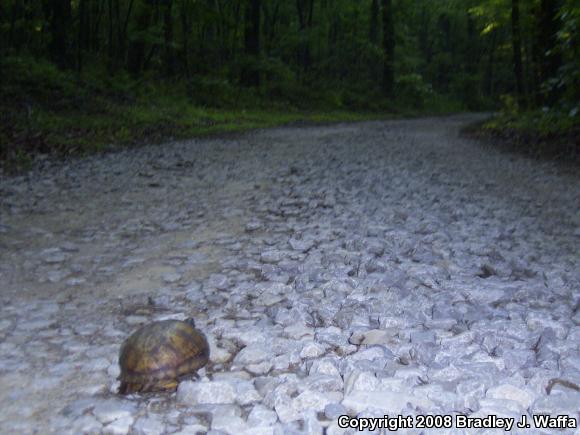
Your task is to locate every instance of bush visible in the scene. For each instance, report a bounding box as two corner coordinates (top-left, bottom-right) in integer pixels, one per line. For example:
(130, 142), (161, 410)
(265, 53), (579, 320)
(0, 55), (78, 105)
(395, 74), (432, 109)
(186, 76), (245, 108)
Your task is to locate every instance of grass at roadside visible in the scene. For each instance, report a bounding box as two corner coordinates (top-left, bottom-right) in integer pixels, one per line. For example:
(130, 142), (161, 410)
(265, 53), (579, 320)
(468, 110), (579, 162)
(0, 55), (463, 174)
(0, 100), (385, 173)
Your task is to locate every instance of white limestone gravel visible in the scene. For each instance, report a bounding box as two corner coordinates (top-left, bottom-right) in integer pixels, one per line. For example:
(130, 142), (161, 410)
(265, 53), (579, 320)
(0, 114), (579, 434)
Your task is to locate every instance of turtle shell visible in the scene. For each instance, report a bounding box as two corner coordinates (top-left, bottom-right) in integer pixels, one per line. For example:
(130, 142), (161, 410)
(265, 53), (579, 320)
(118, 318), (209, 394)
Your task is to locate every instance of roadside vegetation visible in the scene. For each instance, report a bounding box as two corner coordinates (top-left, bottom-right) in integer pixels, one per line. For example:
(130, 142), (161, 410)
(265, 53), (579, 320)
(0, 0), (578, 172)
(0, 55), (462, 173)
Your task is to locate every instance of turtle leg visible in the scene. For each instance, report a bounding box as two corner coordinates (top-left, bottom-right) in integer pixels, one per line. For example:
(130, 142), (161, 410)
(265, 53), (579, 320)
(118, 382), (129, 394)
(119, 382), (141, 394)
(156, 379), (178, 392)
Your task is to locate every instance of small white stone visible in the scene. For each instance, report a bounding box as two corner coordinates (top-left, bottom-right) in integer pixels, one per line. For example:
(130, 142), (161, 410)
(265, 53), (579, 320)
(292, 390), (334, 414)
(261, 250), (284, 264)
(71, 415), (102, 434)
(348, 346), (391, 362)
(261, 293), (286, 307)
(162, 272), (182, 284)
(410, 330), (436, 344)
(233, 343), (270, 365)
(212, 414), (248, 433)
(233, 380), (262, 405)
(288, 238), (314, 252)
(415, 384), (464, 410)
(246, 361), (273, 375)
(303, 410), (324, 435)
(107, 363), (121, 378)
(222, 329), (268, 346)
(360, 329), (396, 345)
(173, 424), (209, 435)
(325, 421), (351, 435)
(284, 323), (314, 340)
(337, 344), (357, 356)
(47, 269), (69, 283)
(207, 338), (232, 364)
(177, 380), (237, 405)
(271, 354), (293, 371)
(133, 415), (165, 435)
(302, 374), (344, 393)
(531, 391), (580, 415)
(300, 342), (327, 359)
(103, 415), (134, 434)
(309, 358), (341, 377)
(207, 273), (230, 290)
(455, 378), (488, 409)
(479, 398), (526, 414)
(93, 399), (136, 424)
(245, 221), (263, 232)
(83, 357), (111, 372)
(43, 250), (66, 264)
(125, 315), (148, 325)
(274, 394), (300, 424)
(393, 366), (427, 381)
(212, 371), (252, 382)
(344, 370), (380, 394)
(324, 403), (347, 419)
(20, 319), (54, 331)
(342, 390), (433, 414)
(61, 398), (96, 418)
(486, 384), (536, 409)
(247, 404), (279, 426)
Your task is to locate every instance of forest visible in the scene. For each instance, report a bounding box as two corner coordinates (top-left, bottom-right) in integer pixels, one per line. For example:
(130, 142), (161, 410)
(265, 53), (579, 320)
(0, 3), (579, 431)
(0, 0), (578, 168)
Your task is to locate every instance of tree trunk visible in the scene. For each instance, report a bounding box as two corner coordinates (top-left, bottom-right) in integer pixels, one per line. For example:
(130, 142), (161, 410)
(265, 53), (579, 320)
(163, 0), (175, 76)
(263, 0), (280, 56)
(418, 6), (431, 64)
(465, 15), (476, 75)
(93, 0), (104, 51)
(511, 0), (525, 108)
(485, 29), (497, 97)
(537, 0), (562, 104)
(119, 0), (135, 62)
(296, 0), (314, 74)
(127, 1), (152, 77)
(107, 0), (115, 70)
(382, 0), (394, 97)
(8, 1), (22, 51)
(77, 0), (87, 71)
(369, 0), (379, 45)
(242, 0), (261, 87)
(368, 0), (380, 83)
(436, 13), (451, 92)
(48, 0), (72, 68)
(180, 0), (191, 79)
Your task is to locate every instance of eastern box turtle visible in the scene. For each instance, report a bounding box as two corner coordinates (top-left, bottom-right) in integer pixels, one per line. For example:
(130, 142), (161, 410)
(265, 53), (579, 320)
(118, 318), (209, 394)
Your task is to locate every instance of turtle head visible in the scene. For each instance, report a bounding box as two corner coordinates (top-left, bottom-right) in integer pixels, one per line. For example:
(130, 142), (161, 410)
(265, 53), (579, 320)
(185, 317), (196, 328)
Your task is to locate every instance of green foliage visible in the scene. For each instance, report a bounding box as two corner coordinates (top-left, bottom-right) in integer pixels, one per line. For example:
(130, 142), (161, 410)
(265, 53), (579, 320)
(480, 108), (579, 160)
(555, 1), (580, 107)
(1, 0), (579, 168)
(0, 55), (392, 172)
(395, 74), (432, 109)
(0, 56), (79, 104)
(186, 76), (244, 108)
(499, 94), (519, 115)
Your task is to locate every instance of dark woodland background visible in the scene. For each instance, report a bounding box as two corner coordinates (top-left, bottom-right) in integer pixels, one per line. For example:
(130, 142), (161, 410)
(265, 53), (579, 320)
(1, 0), (578, 168)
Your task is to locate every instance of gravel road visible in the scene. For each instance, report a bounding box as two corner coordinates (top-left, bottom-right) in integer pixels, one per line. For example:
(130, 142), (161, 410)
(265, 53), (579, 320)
(0, 114), (579, 434)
